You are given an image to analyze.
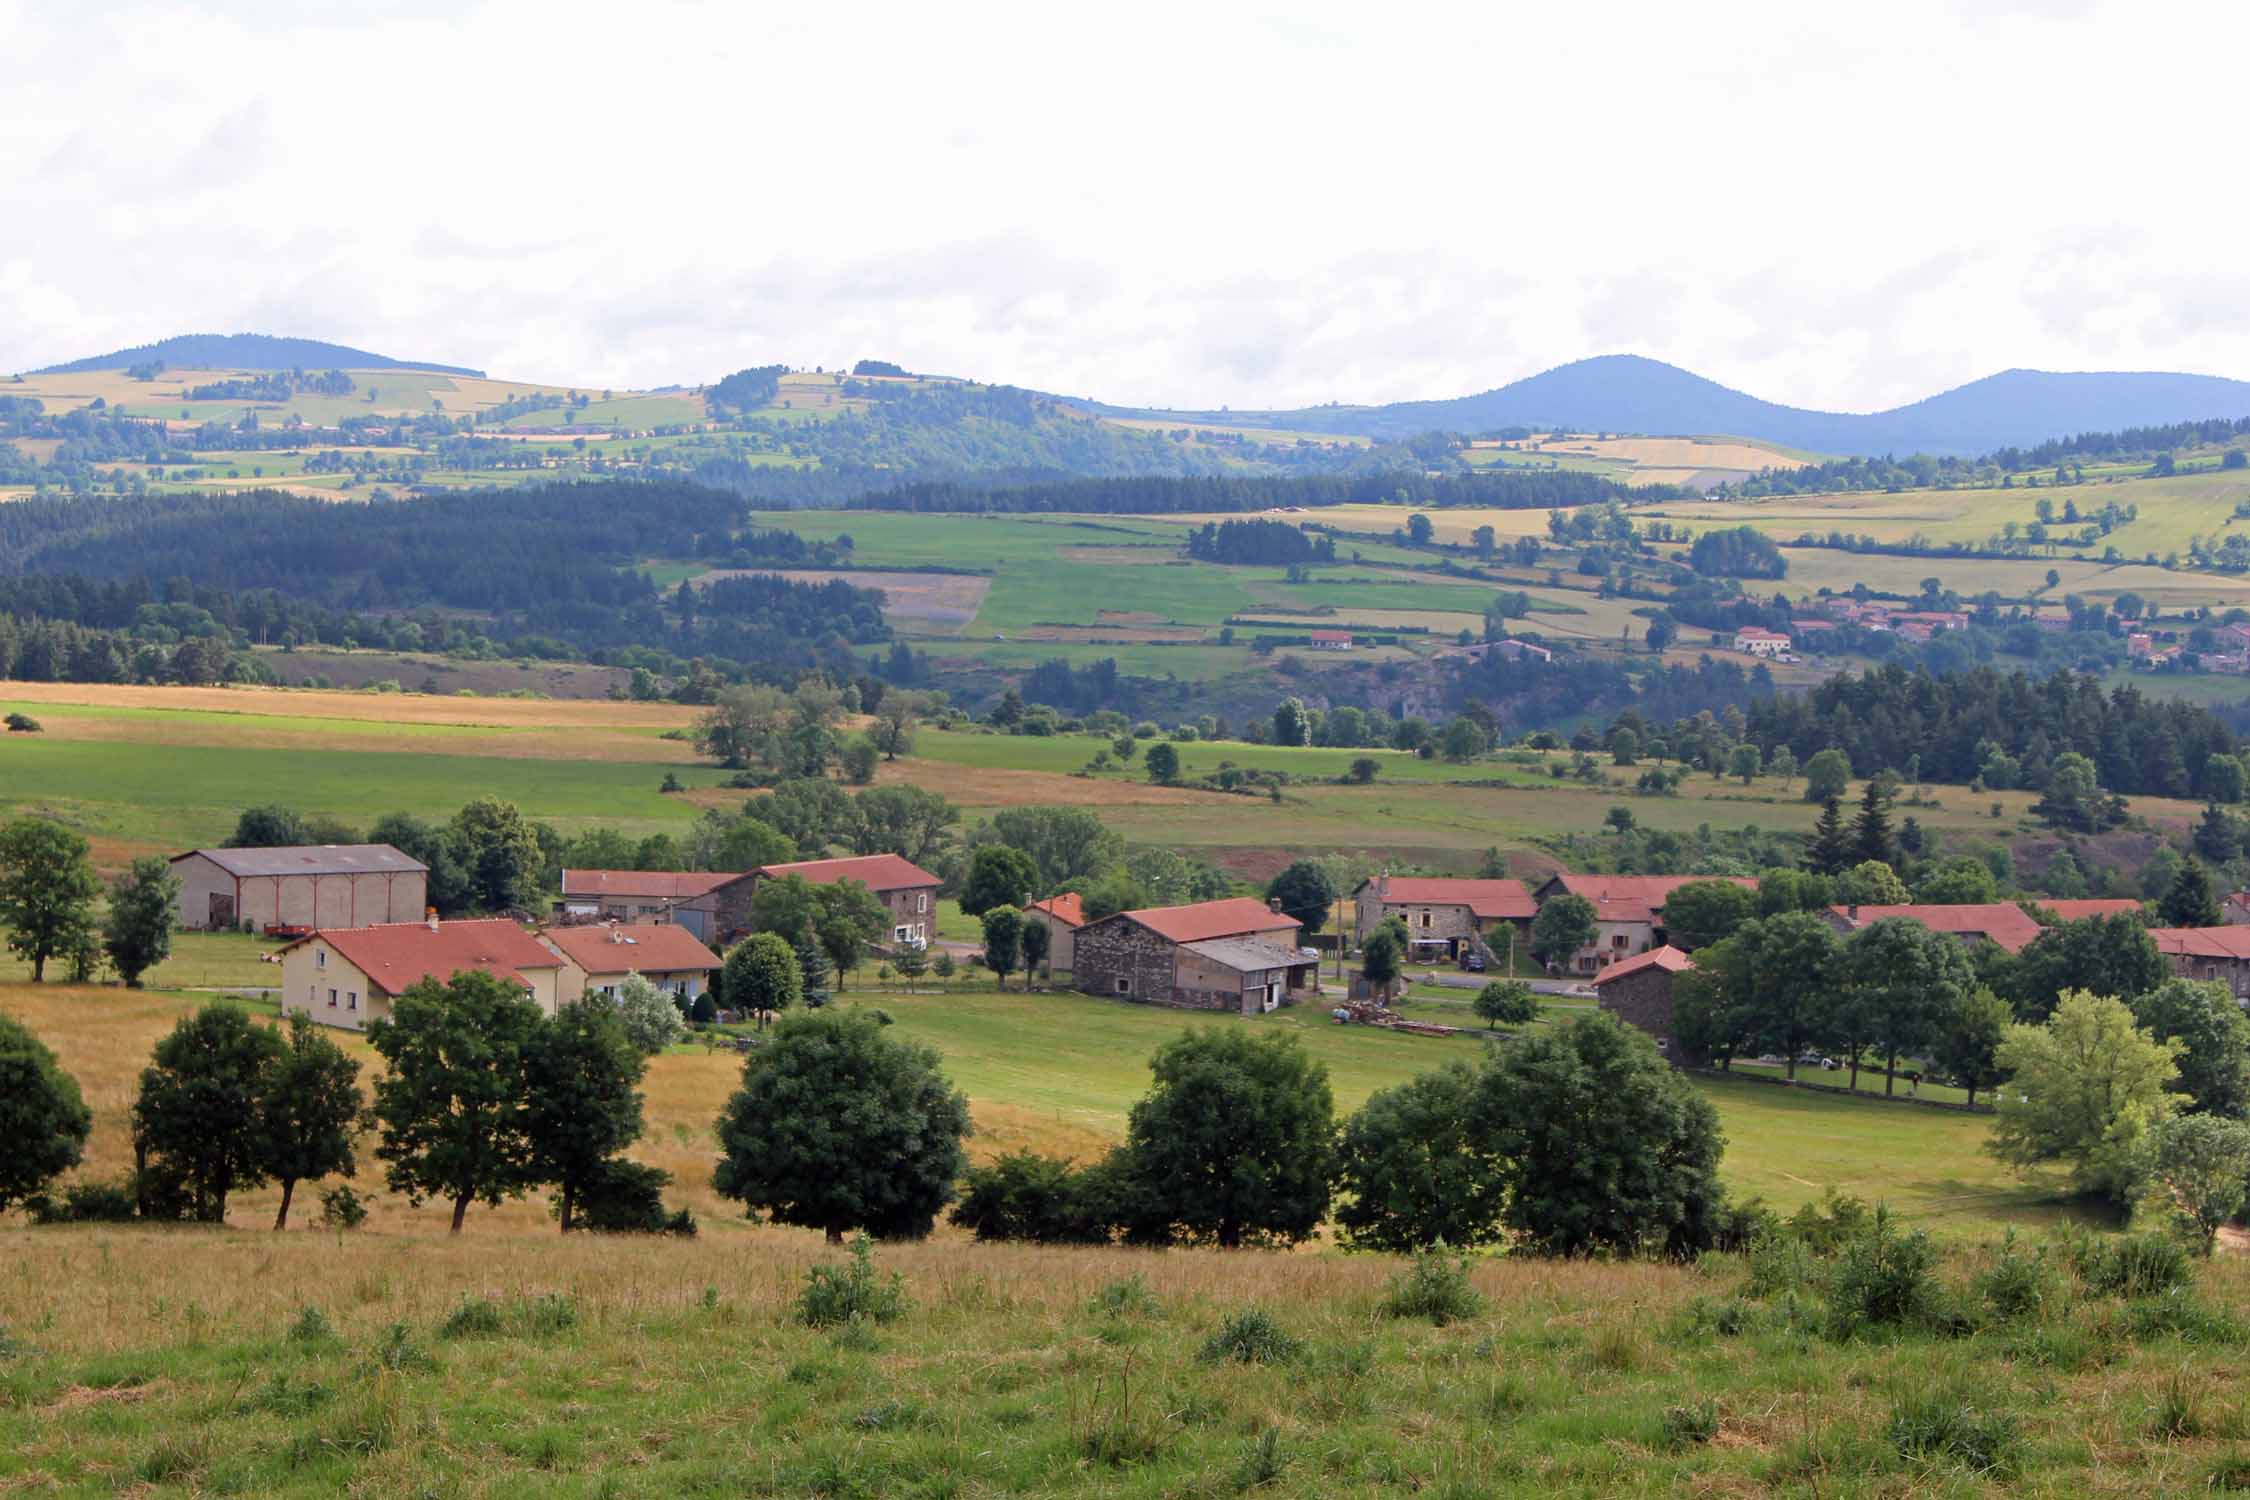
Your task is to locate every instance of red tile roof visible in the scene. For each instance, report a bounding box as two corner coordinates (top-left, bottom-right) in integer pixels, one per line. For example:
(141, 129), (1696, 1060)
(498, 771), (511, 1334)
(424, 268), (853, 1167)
(1827, 903), (2044, 953)
(2038, 899), (2145, 923)
(563, 869), (746, 901)
(2150, 927), (2250, 961)
(539, 923), (720, 976)
(1116, 897), (1300, 945)
(285, 919), (559, 997)
(1593, 945), (1694, 985)
(1363, 877), (1536, 921)
(754, 854), (940, 893)
(1028, 892), (1085, 928)
(1543, 875), (1757, 915)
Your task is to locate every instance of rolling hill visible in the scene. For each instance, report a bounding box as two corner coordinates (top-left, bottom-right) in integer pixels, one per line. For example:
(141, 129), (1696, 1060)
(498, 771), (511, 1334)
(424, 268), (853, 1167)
(28, 332), (482, 377)
(1111, 355), (2250, 458)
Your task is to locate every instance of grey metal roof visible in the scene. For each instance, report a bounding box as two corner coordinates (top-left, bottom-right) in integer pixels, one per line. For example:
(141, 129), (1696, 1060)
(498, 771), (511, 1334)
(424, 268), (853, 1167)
(175, 844), (429, 877)
(1180, 936), (1307, 973)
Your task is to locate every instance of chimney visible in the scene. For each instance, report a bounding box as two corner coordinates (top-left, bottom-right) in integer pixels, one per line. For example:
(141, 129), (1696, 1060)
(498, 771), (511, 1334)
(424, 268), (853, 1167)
(1269, 897), (1284, 914)
(609, 919), (625, 944)
(426, 906), (440, 932)
(1847, 903), (1859, 923)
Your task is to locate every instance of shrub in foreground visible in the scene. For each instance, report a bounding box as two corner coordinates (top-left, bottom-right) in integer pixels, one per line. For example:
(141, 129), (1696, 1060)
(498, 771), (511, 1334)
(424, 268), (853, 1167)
(797, 1235), (909, 1328)
(1378, 1246), (1484, 1326)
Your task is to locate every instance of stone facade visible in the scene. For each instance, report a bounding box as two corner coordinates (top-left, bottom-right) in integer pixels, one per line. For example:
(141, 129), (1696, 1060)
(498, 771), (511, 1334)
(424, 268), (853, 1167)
(1596, 961), (1697, 1066)
(1075, 916), (1180, 1003)
(1173, 948), (1295, 1015)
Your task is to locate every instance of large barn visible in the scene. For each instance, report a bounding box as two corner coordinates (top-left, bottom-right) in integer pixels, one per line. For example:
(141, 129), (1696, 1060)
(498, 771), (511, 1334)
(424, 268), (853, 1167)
(169, 844), (429, 932)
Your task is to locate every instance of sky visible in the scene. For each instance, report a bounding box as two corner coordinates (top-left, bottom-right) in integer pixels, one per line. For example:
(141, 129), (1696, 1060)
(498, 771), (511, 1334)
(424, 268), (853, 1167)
(4, 0), (2245, 413)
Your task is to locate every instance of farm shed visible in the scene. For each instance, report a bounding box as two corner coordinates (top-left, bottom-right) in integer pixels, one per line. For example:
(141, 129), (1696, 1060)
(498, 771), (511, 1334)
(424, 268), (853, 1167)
(169, 844), (428, 932)
(1074, 897), (1317, 1013)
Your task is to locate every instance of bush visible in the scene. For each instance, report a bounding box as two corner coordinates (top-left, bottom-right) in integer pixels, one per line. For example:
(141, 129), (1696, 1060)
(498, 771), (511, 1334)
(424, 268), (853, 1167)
(317, 1184), (369, 1231)
(1087, 1275), (1159, 1318)
(1824, 1208), (1940, 1332)
(1198, 1308), (1301, 1365)
(1972, 1231), (2059, 1321)
(1744, 1232), (1819, 1299)
(27, 1178), (137, 1224)
(1377, 1246), (1483, 1326)
(1886, 1391), (2018, 1475)
(287, 1305), (336, 1345)
(797, 1235), (909, 1328)
(2070, 1231), (2194, 1299)
(1659, 1399), (1720, 1450)
(439, 1299), (506, 1340)
(575, 1159), (695, 1236)
(949, 1151), (1113, 1244)
(3, 712), (41, 733)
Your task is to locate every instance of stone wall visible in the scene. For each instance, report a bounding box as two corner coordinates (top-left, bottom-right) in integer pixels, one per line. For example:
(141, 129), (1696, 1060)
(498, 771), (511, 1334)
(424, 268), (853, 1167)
(1074, 918), (1177, 1003)
(1597, 966), (1696, 1066)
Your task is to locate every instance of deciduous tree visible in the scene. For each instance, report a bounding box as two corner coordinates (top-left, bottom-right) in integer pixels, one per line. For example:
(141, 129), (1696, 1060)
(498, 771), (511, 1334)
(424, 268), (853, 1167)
(527, 1000), (646, 1232)
(0, 817), (102, 982)
(0, 1014), (91, 1216)
(1988, 989), (2182, 1206)
(1334, 1061), (1505, 1251)
(133, 1004), (286, 1223)
(369, 971), (546, 1233)
(255, 1013), (365, 1231)
(103, 856), (179, 988)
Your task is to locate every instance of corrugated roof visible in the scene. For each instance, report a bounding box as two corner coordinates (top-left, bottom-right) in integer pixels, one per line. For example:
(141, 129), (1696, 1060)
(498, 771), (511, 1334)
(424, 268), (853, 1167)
(1115, 897), (1299, 945)
(1360, 877), (1536, 921)
(179, 844), (427, 878)
(539, 922), (720, 975)
(1827, 903), (2044, 954)
(1593, 945), (1694, 985)
(1181, 936), (1307, 972)
(562, 869), (748, 901)
(1028, 892), (1085, 928)
(283, 919), (558, 997)
(754, 853), (940, 892)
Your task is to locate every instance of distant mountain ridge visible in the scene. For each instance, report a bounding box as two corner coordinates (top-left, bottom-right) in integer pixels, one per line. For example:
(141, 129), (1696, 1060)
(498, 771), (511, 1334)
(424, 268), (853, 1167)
(29, 333), (483, 377)
(1114, 355), (2250, 458)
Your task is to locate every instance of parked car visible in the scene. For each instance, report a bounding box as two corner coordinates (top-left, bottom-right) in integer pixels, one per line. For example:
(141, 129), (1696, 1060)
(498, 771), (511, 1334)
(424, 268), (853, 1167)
(1458, 950), (1487, 973)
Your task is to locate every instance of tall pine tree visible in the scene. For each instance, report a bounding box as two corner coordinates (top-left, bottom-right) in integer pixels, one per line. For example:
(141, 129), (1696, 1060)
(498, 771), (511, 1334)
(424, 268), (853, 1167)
(1804, 797), (1853, 876)
(1852, 779), (1895, 870)
(2160, 855), (2225, 928)
(793, 927), (832, 1009)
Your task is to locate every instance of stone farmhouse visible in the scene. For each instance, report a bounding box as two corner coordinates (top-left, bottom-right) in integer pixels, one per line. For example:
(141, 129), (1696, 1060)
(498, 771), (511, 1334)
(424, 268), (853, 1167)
(557, 869), (758, 945)
(278, 918), (565, 1031)
(1352, 874), (1535, 965)
(1024, 892), (1085, 974)
(1074, 897), (1317, 1014)
(750, 854), (942, 949)
(170, 844), (428, 933)
(538, 921), (720, 1005)
(1821, 902), (2043, 954)
(1531, 874), (1758, 976)
(2151, 926), (2250, 1000)
(1592, 945), (1696, 1064)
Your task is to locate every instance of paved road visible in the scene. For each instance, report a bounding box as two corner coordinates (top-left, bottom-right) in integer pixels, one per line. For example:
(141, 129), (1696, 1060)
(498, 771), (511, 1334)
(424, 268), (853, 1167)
(1412, 971), (1593, 999)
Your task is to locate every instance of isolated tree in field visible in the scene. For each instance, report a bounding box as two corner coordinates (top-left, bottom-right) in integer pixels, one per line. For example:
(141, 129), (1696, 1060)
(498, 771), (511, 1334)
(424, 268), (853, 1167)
(1348, 755), (1380, 784)
(1018, 914), (1050, 980)
(2143, 1114), (2250, 1252)
(1835, 859), (1910, 908)
(0, 1013), (91, 1216)
(133, 1003), (286, 1224)
(369, 971), (546, 1233)
(893, 943), (929, 991)
(1114, 1029), (1335, 1248)
(103, 855), (179, 988)
(1441, 718), (1488, 763)
(712, 1009), (971, 1241)
(1802, 748), (1851, 804)
(1266, 859), (1337, 936)
(980, 905), (1023, 988)
(1472, 979), (1538, 1028)
(610, 972), (685, 1056)
(0, 817), (102, 982)
(1144, 741), (1181, 783)
(1988, 989), (2183, 1206)
(959, 844), (1038, 917)
(1473, 1010), (1729, 1256)
(1661, 879), (1757, 952)
(2128, 978), (2250, 1119)
(723, 933), (801, 1025)
(1334, 1060), (1505, 1252)
(449, 797), (543, 911)
(1727, 743), (1761, 785)
(1929, 987), (2012, 1108)
(527, 999), (646, 1232)
(2009, 915), (2167, 1023)
(870, 689), (932, 761)
(1767, 745), (1796, 791)
(694, 683), (788, 770)
(1529, 893), (1598, 972)
(1269, 697), (1308, 747)
(1609, 726), (1640, 766)
(254, 1012), (365, 1231)
(2159, 856), (2224, 928)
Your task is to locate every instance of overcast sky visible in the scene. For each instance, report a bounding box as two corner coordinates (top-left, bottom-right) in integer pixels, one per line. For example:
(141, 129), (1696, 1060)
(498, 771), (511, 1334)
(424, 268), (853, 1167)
(4, 0), (2241, 412)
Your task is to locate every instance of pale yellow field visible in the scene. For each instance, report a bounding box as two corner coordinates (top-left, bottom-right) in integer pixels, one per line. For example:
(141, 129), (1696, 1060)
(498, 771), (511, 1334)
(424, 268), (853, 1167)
(0, 679), (698, 731)
(1508, 434), (1814, 472)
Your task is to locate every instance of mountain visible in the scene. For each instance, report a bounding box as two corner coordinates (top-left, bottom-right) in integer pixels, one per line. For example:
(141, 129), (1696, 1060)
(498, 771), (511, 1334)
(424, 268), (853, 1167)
(29, 333), (482, 377)
(1131, 355), (2250, 458)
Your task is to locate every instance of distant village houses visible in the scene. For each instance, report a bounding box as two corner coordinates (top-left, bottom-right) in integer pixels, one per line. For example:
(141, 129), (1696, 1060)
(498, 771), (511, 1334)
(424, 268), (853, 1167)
(1352, 874), (1535, 966)
(750, 854), (942, 949)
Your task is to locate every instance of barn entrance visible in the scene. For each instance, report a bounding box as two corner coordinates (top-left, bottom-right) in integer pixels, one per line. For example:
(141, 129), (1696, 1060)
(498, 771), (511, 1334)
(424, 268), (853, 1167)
(208, 893), (235, 930)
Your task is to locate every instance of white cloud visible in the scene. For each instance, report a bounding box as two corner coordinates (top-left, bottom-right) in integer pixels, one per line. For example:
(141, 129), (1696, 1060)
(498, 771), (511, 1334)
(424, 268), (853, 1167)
(3, 0), (2246, 413)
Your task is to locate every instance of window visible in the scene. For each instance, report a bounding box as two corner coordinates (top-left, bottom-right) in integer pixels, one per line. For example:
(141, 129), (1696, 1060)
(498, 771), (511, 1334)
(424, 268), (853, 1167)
(1114, 978), (1131, 995)
(347, 991), (357, 1011)
(1417, 910), (1433, 928)
(895, 925), (911, 942)
(328, 988), (338, 1007)
(316, 948), (326, 970)
(917, 893), (928, 913)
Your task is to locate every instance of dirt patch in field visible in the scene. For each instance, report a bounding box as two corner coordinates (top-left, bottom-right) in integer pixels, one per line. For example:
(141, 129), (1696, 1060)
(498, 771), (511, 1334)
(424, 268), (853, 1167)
(42, 1380), (167, 1414)
(699, 569), (990, 628)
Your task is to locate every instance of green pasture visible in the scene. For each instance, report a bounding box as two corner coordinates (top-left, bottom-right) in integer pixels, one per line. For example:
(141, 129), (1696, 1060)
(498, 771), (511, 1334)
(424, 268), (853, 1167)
(498, 394), (701, 431)
(861, 989), (2057, 1226)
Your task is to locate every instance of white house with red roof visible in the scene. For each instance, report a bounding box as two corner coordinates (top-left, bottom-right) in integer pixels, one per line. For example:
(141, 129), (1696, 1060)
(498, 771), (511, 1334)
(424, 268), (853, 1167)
(1352, 873), (1537, 965)
(277, 918), (565, 1030)
(539, 921), (721, 1004)
(750, 853), (943, 949)
(1024, 892), (1085, 974)
(1731, 627), (1791, 657)
(1072, 897), (1317, 1013)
